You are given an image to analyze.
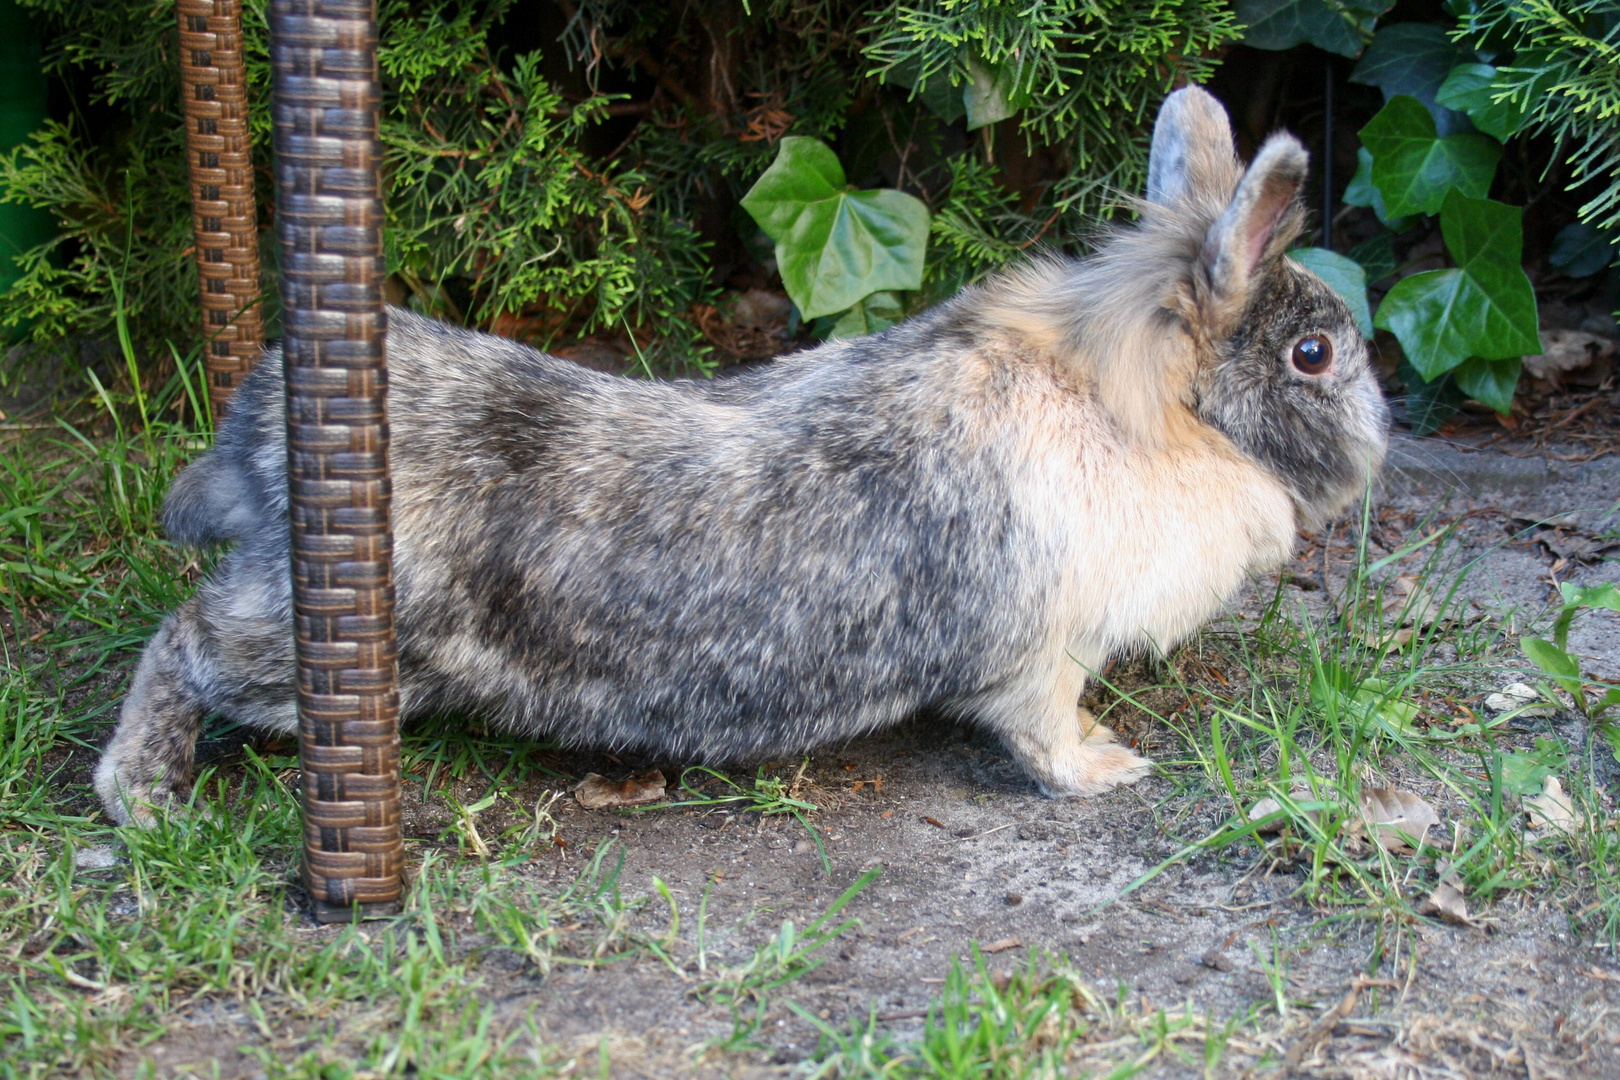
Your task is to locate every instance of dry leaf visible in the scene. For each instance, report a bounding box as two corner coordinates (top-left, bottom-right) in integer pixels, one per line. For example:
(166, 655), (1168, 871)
(1361, 575), (1448, 650)
(1419, 872), (1471, 924)
(1523, 329), (1615, 385)
(1390, 575), (1444, 630)
(1525, 776), (1580, 840)
(1247, 788), (1317, 833)
(1247, 796), (1284, 831)
(574, 769), (668, 810)
(1538, 529), (1619, 565)
(1359, 787), (1439, 852)
(981, 937), (1023, 954)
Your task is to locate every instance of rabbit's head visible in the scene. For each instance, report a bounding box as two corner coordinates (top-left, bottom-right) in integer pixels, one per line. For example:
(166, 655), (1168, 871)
(1147, 86), (1389, 528)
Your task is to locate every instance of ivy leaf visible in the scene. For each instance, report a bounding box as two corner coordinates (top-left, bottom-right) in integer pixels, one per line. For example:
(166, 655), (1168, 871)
(1375, 191), (1539, 380)
(962, 55), (1027, 130)
(1435, 63), (1528, 141)
(1346, 229), (1398, 284)
(1396, 360), (1462, 435)
(1548, 222), (1619, 278)
(1350, 23), (1473, 134)
(1234, 0), (1392, 58)
(1359, 96), (1499, 218)
(825, 291), (904, 339)
(1451, 356), (1520, 415)
(741, 137), (930, 320)
(884, 57), (965, 125)
(1343, 147), (1409, 229)
(1290, 248), (1374, 337)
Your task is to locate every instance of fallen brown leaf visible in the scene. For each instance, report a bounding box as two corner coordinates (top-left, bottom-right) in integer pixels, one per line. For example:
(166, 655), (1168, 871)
(1247, 788), (1317, 833)
(1525, 776), (1580, 840)
(1419, 872), (1471, 924)
(981, 937), (1023, 954)
(574, 769), (668, 810)
(1538, 528), (1619, 565)
(1523, 328), (1615, 385)
(1360, 575), (1446, 650)
(1359, 787), (1439, 852)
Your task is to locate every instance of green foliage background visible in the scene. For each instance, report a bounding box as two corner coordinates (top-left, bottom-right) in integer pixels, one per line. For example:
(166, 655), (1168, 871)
(0, 0), (1240, 373)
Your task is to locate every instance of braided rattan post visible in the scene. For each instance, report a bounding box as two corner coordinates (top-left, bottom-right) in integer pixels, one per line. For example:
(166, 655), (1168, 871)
(270, 0), (403, 922)
(179, 0), (264, 415)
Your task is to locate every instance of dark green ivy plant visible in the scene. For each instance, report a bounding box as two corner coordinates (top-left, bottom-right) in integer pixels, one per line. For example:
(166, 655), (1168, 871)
(1236, 0), (1620, 432)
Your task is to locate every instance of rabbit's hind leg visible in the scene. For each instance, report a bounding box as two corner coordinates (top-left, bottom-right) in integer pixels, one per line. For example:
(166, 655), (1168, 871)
(95, 600), (213, 825)
(95, 587), (296, 826)
(989, 667), (1152, 797)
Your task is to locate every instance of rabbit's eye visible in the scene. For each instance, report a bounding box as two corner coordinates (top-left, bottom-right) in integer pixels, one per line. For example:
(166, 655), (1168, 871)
(1290, 335), (1333, 375)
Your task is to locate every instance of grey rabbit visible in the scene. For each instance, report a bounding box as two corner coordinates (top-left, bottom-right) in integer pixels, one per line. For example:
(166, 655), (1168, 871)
(97, 86), (1388, 825)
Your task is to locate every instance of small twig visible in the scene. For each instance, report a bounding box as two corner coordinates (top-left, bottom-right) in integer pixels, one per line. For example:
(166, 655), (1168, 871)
(1282, 976), (1399, 1066)
(938, 823), (1014, 845)
(1016, 211), (1063, 250)
(1550, 395), (1606, 431)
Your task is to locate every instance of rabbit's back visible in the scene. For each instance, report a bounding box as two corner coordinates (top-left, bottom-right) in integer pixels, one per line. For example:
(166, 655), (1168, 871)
(188, 307), (1063, 758)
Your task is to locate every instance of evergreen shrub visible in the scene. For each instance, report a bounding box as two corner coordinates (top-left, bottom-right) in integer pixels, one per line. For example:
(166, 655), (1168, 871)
(1, 0), (1241, 374)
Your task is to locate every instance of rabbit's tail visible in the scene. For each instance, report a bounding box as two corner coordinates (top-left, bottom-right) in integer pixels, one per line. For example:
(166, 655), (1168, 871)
(162, 451), (260, 546)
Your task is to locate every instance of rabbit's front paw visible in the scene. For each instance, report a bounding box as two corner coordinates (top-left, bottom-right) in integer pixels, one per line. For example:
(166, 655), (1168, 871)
(1011, 712), (1152, 797)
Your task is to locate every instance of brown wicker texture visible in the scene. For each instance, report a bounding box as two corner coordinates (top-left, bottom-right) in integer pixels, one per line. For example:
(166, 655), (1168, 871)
(270, 0), (402, 921)
(179, 0), (265, 414)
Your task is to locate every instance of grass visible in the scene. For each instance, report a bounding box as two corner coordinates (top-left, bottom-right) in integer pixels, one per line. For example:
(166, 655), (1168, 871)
(2, 341), (1619, 1074)
(651, 762), (832, 872)
(1086, 497), (1620, 951)
(797, 950), (1270, 1078)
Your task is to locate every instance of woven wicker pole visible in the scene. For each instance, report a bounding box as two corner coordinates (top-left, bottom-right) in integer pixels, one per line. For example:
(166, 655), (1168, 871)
(178, 0), (264, 415)
(269, 0), (403, 921)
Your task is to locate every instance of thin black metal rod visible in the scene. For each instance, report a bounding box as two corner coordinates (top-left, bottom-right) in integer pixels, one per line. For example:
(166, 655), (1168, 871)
(1322, 55), (1334, 250)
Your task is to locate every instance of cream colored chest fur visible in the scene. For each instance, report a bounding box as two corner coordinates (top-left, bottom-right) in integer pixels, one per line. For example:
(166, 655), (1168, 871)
(1014, 404), (1298, 669)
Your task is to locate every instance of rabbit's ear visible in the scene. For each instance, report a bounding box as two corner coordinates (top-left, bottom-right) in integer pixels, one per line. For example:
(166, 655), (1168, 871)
(1200, 133), (1308, 303)
(1146, 86), (1238, 206)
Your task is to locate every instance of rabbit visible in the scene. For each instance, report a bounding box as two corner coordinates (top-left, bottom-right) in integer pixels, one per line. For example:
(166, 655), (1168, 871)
(96, 85), (1387, 826)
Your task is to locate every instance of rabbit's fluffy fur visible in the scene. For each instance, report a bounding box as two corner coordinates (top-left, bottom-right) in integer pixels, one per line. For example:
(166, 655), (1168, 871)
(97, 87), (1387, 825)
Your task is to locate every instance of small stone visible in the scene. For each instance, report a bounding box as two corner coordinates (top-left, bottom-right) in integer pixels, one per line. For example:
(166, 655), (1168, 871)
(1004, 892), (1023, 906)
(74, 845), (119, 870)
(1200, 948), (1235, 972)
(1484, 683), (1556, 717)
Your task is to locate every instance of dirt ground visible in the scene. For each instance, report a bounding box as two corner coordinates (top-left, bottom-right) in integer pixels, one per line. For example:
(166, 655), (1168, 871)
(90, 430), (1619, 1080)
